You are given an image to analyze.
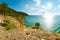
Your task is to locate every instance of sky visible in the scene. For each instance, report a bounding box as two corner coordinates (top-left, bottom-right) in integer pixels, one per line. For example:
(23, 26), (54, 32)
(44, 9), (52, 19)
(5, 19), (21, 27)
(0, 0), (60, 15)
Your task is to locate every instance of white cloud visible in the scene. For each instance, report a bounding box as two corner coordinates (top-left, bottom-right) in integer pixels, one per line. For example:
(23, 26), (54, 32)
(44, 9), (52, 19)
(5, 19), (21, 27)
(33, 0), (41, 6)
(41, 5), (46, 9)
(46, 2), (52, 8)
(25, 4), (51, 15)
(30, 7), (35, 10)
(25, 3), (60, 15)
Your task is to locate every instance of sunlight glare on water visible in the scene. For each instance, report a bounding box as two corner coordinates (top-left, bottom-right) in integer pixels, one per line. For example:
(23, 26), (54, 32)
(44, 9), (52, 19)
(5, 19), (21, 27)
(43, 14), (54, 30)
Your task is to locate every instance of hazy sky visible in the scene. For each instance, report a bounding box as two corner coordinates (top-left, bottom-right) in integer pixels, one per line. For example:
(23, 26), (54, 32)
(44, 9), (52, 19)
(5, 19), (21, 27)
(0, 0), (60, 15)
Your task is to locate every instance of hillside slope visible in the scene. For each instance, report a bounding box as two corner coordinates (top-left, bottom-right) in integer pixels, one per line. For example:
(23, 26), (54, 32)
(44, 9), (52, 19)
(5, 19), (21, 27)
(0, 2), (28, 28)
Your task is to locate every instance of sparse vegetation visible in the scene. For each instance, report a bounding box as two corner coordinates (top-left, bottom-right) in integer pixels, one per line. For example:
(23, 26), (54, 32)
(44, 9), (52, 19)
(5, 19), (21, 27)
(6, 25), (14, 31)
(35, 22), (40, 27)
(5, 19), (11, 26)
(0, 2), (28, 22)
(31, 22), (40, 29)
(5, 19), (14, 31)
(0, 2), (28, 31)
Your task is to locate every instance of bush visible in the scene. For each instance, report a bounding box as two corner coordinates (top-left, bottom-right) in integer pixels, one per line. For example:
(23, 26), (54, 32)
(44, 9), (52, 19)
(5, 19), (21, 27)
(35, 22), (40, 27)
(5, 19), (11, 26)
(4, 19), (14, 31)
(31, 22), (40, 29)
(6, 25), (14, 31)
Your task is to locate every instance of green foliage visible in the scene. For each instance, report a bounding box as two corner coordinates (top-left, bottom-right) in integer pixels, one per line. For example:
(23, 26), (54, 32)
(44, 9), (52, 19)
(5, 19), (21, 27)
(5, 19), (14, 31)
(56, 38), (60, 40)
(0, 2), (28, 31)
(35, 22), (40, 27)
(6, 25), (14, 31)
(0, 2), (8, 15)
(0, 2), (7, 7)
(5, 19), (11, 26)
(31, 22), (40, 29)
(0, 2), (28, 22)
(35, 22), (40, 29)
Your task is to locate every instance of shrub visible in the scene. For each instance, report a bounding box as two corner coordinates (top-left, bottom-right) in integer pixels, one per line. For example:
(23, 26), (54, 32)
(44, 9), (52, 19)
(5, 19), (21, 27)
(5, 19), (11, 26)
(4, 19), (14, 31)
(35, 22), (40, 27)
(31, 22), (40, 29)
(6, 25), (14, 31)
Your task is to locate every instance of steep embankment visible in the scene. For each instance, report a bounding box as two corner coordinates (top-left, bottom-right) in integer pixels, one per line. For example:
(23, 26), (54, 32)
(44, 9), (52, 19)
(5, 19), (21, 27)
(0, 2), (28, 29)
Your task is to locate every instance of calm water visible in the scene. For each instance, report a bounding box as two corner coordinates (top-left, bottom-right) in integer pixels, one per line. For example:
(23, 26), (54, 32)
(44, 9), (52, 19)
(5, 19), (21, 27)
(24, 15), (60, 32)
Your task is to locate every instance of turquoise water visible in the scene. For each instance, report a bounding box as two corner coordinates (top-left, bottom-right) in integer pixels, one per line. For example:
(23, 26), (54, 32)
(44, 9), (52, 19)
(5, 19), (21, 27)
(24, 15), (60, 32)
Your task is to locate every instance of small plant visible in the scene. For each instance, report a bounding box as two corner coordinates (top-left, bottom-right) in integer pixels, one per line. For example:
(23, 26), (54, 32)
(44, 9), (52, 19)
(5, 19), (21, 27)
(6, 25), (14, 31)
(35, 22), (40, 29)
(35, 22), (40, 27)
(5, 19), (14, 31)
(31, 22), (40, 29)
(5, 19), (11, 26)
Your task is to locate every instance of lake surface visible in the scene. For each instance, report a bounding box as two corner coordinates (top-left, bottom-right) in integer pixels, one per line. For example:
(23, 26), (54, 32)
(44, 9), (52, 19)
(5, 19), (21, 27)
(24, 15), (60, 32)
